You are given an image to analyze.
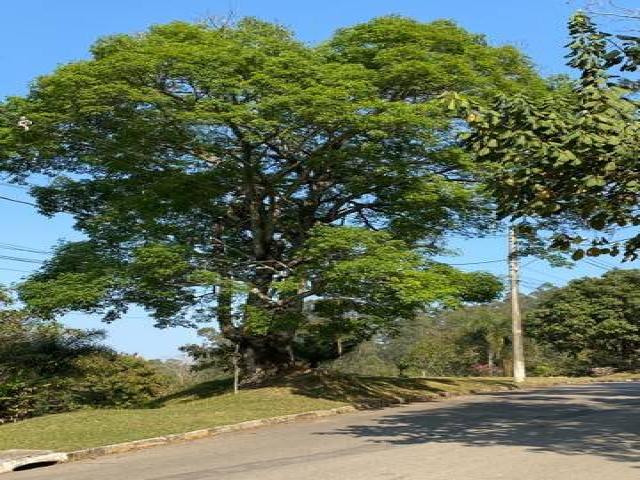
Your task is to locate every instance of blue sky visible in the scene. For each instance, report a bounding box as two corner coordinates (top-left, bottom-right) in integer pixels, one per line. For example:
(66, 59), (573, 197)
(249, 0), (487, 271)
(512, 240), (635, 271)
(0, 0), (636, 358)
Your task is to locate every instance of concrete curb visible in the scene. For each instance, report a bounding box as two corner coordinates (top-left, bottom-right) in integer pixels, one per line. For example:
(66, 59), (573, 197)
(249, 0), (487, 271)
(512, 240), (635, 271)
(66, 405), (358, 461)
(0, 450), (68, 474)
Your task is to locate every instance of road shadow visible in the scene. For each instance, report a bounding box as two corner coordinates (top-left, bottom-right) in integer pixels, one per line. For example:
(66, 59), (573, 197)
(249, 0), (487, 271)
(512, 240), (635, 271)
(318, 383), (640, 464)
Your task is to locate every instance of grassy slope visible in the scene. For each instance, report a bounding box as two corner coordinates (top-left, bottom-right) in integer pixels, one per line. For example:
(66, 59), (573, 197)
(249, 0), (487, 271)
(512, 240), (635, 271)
(1, 373), (637, 452)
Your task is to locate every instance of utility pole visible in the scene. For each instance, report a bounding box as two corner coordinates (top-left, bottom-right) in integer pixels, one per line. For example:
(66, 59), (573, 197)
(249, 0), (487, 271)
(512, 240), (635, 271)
(508, 226), (526, 383)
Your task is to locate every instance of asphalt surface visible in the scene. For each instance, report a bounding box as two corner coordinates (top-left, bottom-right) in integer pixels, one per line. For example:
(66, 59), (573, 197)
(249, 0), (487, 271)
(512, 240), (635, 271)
(6, 382), (640, 480)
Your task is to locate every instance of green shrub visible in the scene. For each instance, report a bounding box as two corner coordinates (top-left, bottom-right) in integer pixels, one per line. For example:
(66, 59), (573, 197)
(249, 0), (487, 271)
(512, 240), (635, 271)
(68, 354), (172, 408)
(0, 294), (174, 421)
(326, 342), (398, 377)
(0, 353), (173, 422)
(0, 374), (42, 423)
(0, 371), (74, 423)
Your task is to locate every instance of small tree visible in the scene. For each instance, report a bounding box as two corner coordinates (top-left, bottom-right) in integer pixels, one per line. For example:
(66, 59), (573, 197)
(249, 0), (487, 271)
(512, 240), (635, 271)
(450, 305), (511, 374)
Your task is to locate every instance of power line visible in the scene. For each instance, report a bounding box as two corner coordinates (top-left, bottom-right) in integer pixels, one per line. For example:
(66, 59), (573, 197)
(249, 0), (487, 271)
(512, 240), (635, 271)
(525, 266), (568, 283)
(519, 281), (544, 290)
(446, 259), (504, 266)
(0, 182), (29, 191)
(0, 243), (51, 255)
(604, 236), (639, 245)
(520, 274), (553, 284)
(585, 257), (619, 270)
(0, 195), (37, 207)
(0, 267), (33, 273)
(444, 233), (507, 239)
(584, 259), (612, 271)
(0, 254), (43, 265)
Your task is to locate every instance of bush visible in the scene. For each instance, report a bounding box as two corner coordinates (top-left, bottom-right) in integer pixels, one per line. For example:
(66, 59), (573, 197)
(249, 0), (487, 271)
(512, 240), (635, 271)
(68, 354), (172, 408)
(0, 298), (174, 421)
(471, 363), (503, 376)
(589, 366), (617, 377)
(0, 353), (173, 422)
(0, 371), (75, 423)
(524, 340), (578, 376)
(325, 342), (398, 377)
(0, 375), (46, 423)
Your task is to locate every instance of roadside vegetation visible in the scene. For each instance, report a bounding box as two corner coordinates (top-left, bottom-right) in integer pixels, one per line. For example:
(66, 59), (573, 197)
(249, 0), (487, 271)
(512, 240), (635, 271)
(2, 371), (638, 452)
(0, 289), (173, 423)
(324, 270), (640, 378)
(4, 267), (640, 425)
(0, 6), (638, 454)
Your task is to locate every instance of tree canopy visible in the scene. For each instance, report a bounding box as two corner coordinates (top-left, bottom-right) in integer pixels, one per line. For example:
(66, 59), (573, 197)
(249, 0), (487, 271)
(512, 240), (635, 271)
(527, 269), (640, 370)
(0, 16), (542, 372)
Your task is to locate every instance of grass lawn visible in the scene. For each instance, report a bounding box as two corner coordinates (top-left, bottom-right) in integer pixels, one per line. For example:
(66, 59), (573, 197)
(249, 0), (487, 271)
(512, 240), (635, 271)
(0, 372), (637, 452)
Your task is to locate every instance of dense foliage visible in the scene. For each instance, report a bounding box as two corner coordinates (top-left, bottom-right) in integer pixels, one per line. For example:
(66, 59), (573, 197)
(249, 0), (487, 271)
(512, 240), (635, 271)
(464, 13), (640, 260)
(326, 310), (503, 378)
(527, 269), (640, 371)
(0, 290), (171, 422)
(0, 16), (540, 372)
(329, 268), (640, 378)
(326, 290), (588, 378)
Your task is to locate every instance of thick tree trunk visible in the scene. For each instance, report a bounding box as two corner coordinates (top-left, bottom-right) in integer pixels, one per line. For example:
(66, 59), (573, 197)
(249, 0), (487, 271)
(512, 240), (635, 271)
(231, 157), (308, 377)
(215, 281), (300, 377)
(239, 333), (297, 380)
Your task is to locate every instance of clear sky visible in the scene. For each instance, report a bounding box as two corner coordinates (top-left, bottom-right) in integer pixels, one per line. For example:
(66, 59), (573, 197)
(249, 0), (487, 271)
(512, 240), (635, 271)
(0, 0), (636, 358)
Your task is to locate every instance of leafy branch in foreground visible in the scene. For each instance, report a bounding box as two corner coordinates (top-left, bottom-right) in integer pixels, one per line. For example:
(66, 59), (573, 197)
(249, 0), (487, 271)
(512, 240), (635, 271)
(459, 13), (640, 261)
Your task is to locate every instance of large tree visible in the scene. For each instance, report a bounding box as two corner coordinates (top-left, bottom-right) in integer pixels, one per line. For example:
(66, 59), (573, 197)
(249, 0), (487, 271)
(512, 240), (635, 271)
(0, 17), (540, 373)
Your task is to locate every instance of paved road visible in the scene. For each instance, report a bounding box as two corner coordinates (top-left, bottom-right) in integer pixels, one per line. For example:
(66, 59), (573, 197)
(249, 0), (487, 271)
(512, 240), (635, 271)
(6, 382), (640, 480)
